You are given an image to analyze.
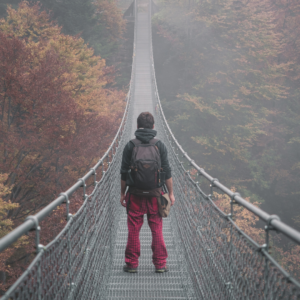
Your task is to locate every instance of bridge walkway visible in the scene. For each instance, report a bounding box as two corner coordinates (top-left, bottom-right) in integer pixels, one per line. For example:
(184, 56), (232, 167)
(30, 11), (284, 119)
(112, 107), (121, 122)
(105, 3), (193, 300)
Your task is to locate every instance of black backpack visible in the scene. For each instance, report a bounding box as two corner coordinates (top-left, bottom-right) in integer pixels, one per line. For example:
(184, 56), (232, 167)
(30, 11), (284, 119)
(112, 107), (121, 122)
(127, 138), (164, 195)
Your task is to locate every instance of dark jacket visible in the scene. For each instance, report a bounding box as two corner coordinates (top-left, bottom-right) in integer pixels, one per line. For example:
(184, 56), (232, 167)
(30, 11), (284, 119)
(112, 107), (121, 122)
(120, 128), (172, 181)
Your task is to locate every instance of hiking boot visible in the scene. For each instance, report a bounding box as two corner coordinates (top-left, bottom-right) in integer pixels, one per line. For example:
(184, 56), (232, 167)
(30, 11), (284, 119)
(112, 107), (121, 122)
(123, 265), (137, 273)
(155, 266), (169, 273)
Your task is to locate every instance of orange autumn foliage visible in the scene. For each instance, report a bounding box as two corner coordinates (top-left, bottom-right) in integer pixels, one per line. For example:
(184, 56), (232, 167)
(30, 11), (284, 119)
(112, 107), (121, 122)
(0, 1), (126, 291)
(0, 174), (28, 291)
(214, 190), (265, 245)
(278, 245), (300, 279)
(0, 1), (125, 119)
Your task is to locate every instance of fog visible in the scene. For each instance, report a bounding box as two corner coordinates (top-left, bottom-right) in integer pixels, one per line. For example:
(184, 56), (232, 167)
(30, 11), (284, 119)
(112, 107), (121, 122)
(151, 0), (300, 255)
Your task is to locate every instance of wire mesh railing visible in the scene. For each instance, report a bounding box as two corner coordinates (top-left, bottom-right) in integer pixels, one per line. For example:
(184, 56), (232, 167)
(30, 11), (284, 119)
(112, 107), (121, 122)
(149, 1), (300, 299)
(0, 2), (137, 299)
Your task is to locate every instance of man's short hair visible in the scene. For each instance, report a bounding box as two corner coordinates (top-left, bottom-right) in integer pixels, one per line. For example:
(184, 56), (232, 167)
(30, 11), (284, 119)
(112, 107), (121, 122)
(137, 112), (154, 129)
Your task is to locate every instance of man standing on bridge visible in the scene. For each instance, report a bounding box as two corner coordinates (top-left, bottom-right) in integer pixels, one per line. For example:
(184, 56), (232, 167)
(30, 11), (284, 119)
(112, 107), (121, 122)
(120, 112), (175, 273)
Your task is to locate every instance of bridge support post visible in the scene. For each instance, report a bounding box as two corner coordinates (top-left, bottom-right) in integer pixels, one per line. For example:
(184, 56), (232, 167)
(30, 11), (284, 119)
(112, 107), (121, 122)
(60, 192), (72, 221)
(263, 215), (281, 296)
(25, 215), (44, 300)
(226, 192), (240, 297)
(90, 168), (97, 186)
(77, 178), (87, 200)
(59, 191), (74, 296)
(209, 178), (219, 198)
(101, 160), (104, 176)
(67, 217), (73, 298)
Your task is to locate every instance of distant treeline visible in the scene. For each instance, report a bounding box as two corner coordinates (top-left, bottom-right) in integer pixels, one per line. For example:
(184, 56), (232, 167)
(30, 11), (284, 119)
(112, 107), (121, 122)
(153, 0), (300, 278)
(0, 0), (126, 291)
(0, 0), (125, 58)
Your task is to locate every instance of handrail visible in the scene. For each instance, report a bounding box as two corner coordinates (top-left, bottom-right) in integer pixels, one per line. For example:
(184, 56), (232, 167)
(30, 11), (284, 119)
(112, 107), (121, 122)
(149, 1), (300, 246)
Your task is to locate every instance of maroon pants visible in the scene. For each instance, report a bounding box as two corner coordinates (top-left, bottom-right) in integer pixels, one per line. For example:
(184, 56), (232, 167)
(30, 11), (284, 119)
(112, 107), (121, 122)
(125, 193), (168, 269)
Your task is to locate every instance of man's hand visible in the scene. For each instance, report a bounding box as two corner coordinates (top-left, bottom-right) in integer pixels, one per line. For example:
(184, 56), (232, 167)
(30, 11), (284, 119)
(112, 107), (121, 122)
(165, 178), (175, 206)
(169, 193), (175, 206)
(120, 180), (127, 208)
(120, 193), (126, 207)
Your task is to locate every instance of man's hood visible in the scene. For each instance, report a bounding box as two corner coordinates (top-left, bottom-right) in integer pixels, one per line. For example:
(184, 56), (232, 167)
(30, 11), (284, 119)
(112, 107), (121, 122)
(135, 128), (157, 143)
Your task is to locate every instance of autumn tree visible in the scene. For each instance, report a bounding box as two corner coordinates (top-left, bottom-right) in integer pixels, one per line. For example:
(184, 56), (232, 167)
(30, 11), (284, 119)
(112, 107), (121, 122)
(270, 0), (300, 199)
(0, 1), (125, 217)
(277, 245), (300, 280)
(153, 0), (300, 281)
(0, 0), (126, 58)
(0, 2), (125, 290)
(154, 0), (300, 207)
(0, 174), (28, 290)
(214, 190), (265, 245)
(0, 2), (125, 117)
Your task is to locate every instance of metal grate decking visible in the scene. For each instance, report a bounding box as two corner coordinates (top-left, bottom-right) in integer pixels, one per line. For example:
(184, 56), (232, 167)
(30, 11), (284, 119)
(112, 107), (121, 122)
(106, 214), (189, 299)
(105, 3), (193, 299)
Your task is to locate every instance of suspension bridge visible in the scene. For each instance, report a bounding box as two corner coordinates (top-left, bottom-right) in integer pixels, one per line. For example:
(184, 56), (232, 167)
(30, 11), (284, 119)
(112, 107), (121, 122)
(1, 0), (300, 299)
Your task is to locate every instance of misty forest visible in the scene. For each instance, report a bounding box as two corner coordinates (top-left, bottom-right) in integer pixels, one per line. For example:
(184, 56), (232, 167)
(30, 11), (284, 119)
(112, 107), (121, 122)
(0, 0), (299, 293)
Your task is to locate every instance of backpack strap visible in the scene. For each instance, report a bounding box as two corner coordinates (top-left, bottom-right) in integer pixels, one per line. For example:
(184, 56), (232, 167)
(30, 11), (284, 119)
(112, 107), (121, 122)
(130, 138), (160, 145)
(149, 138), (160, 145)
(130, 138), (142, 146)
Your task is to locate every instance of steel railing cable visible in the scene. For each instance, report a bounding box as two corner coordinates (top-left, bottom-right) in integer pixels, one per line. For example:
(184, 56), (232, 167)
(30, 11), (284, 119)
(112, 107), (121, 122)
(0, 1), (137, 299)
(148, 0), (300, 299)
